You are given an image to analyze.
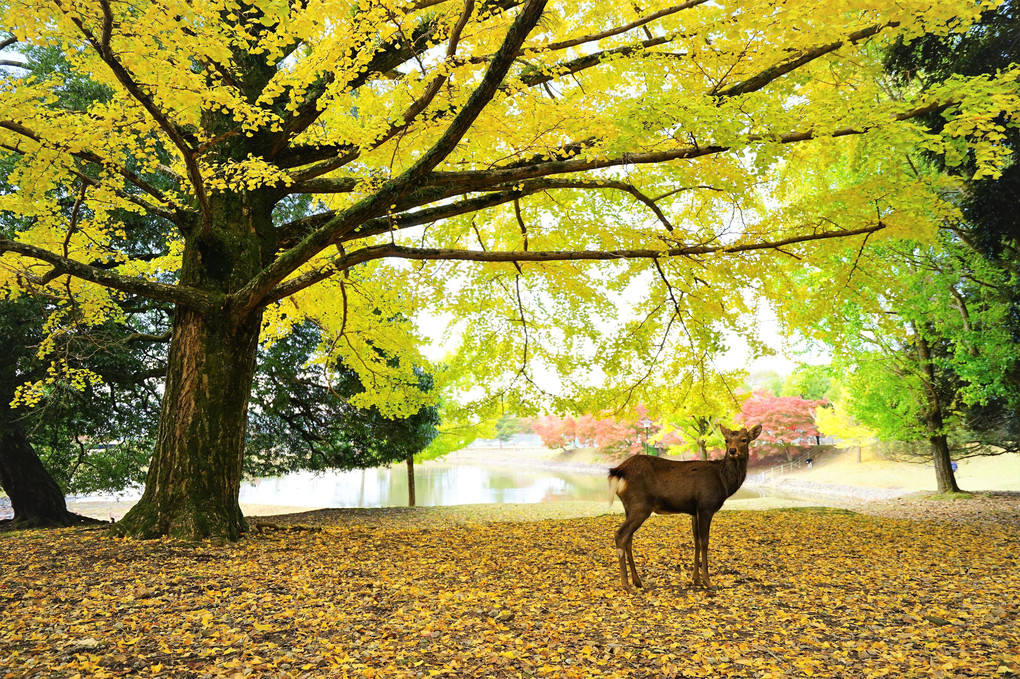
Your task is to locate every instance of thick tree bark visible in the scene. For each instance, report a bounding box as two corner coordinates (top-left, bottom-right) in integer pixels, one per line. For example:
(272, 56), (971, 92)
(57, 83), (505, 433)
(406, 456), (416, 507)
(114, 306), (262, 539)
(114, 188), (273, 540)
(0, 423), (103, 529)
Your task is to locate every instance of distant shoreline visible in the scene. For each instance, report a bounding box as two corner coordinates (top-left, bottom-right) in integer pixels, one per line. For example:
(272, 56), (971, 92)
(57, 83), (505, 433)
(5, 447), (1016, 523)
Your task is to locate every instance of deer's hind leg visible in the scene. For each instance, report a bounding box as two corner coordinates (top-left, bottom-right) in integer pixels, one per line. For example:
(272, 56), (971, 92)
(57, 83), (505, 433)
(690, 513), (703, 587)
(615, 505), (651, 592)
(624, 540), (640, 588)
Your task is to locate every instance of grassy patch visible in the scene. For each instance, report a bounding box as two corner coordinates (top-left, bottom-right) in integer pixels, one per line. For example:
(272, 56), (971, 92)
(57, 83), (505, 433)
(923, 491), (976, 501)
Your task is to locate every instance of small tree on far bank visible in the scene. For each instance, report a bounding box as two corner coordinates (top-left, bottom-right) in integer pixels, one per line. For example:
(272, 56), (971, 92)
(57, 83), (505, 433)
(246, 322), (440, 506)
(494, 414), (528, 447)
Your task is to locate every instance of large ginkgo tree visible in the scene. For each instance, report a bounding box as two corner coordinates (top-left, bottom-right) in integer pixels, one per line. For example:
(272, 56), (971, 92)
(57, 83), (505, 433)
(0, 0), (1015, 538)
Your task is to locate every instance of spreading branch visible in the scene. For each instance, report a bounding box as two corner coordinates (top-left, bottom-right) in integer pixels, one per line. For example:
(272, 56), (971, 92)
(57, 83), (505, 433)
(714, 22), (898, 97)
(0, 239), (218, 312)
(56, 0), (212, 233)
(0, 122), (181, 218)
(543, 0), (710, 52)
(263, 223), (886, 304)
(233, 0), (550, 318)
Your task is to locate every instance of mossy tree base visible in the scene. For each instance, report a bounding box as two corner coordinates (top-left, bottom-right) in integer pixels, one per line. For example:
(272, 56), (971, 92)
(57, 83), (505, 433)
(925, 491), (975, 501)
(113, 497), (247, 540)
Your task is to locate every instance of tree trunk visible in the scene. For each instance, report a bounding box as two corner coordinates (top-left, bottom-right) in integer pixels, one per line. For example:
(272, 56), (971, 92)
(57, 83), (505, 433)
(111, 181), (275, 540)
(0, 423), (102, 529)
(697, 440), (708, 461)
(114, 305), (263, 539)
(912, 323), (962, 494)
(406, 456), (416, 507)
(927, 429), (960, 494)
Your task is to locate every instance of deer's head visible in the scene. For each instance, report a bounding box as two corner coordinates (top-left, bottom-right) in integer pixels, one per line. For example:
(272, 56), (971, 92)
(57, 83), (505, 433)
(719, 424), (762, 460)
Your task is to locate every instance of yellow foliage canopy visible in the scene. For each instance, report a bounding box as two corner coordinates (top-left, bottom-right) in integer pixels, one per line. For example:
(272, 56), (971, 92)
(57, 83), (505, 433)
(1, 0), (1017, 416)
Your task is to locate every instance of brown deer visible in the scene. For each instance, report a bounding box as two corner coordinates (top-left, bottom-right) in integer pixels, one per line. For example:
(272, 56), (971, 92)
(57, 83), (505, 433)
(607, 423), (761, 591)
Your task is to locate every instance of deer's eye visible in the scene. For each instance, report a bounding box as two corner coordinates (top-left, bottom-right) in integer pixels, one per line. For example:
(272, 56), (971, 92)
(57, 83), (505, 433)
(741, 439), (747, 443)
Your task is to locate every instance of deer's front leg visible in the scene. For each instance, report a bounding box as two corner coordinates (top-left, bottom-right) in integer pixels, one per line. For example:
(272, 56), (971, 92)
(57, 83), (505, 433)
(697, 511), (714, 588)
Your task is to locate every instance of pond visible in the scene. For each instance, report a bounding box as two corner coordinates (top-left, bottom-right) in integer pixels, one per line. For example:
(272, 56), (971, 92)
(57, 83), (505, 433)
(237, 461), (764, 509)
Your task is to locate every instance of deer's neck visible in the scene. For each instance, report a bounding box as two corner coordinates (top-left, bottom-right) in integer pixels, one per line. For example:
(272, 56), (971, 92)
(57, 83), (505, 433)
(720, 455), (748, 497)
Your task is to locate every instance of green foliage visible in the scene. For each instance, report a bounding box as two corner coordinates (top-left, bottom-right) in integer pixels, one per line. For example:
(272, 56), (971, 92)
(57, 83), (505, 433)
(805, 236), (1020, 457)
(0, 296), (161, 494)
(246, 322), (440, 476)
(494, 413), (527, 444)
(779, 364), (833, 401)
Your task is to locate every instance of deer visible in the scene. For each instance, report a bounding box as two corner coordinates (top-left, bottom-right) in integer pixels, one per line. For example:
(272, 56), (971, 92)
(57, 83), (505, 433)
(607, 423), (762, 591)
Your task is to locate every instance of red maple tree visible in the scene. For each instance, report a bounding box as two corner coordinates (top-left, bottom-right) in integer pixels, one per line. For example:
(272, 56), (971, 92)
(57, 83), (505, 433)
(738, 391), (825, 461)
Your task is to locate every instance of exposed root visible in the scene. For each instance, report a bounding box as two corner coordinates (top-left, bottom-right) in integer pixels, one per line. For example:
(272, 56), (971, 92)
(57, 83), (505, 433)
(0, 512), (108, 532)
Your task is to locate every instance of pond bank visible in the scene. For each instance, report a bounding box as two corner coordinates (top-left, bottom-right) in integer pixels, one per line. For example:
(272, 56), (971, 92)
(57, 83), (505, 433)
(5, 447), (1017, 525)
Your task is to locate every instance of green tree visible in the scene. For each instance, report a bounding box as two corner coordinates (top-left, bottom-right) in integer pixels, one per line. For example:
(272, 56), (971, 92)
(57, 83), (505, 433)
(798, 236), (1019, 492)
(494, 413), (527, 447)
(780, 364), (832, 401)
(247, 321), (440, 505)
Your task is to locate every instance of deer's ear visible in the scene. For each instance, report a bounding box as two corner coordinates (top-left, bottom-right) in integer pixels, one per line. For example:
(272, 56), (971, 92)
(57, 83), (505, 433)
(748, 424), (762, 440)
(719, 424), (732, 437)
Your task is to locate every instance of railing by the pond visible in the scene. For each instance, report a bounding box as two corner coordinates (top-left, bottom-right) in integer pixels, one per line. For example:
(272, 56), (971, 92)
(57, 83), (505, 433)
(747, 451), (819, 485)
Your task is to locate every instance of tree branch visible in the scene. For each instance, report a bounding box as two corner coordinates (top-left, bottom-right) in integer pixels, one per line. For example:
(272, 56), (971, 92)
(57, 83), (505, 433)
(234, 0), (550, 317)
(543, 0), (709, 52)
(56, 0), (211, 233)
(419, 99), (953, 193)
(264, 223), (886, 303)
(269, 11), (447, 160)
(0, 238), (218, 312)
(0, 122), (181, 218)
(714, 22), (898, 97)
(278, 0), (479, 181)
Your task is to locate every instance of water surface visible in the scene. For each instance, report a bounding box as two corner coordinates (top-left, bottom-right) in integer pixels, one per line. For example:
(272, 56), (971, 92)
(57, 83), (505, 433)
(238, 461), (762, 508)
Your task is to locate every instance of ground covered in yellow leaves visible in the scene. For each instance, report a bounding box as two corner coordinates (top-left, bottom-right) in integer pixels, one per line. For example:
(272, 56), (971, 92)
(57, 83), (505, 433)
(2, 505), (1018, 678)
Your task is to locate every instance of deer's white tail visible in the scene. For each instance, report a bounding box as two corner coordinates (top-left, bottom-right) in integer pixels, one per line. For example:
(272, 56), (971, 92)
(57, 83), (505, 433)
(608, 475), (626, 507)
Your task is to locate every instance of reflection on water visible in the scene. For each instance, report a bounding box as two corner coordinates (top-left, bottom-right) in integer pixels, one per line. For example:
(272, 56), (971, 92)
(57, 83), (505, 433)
(238, 462), (762, 508)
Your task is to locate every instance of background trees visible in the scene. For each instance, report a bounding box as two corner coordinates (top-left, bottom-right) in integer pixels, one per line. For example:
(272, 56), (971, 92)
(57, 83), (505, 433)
(772, 3), (1020, 493)
(2, 0), (1017, 537)
(246, 321), (440, 505)
(0, 294), (163, 527)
